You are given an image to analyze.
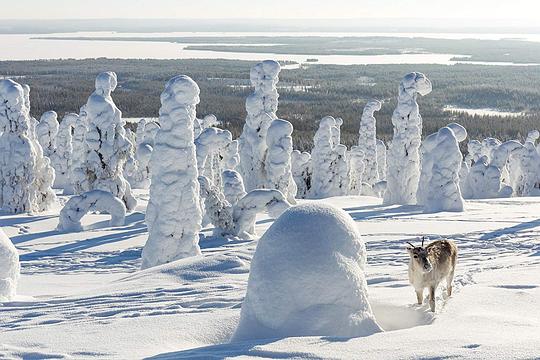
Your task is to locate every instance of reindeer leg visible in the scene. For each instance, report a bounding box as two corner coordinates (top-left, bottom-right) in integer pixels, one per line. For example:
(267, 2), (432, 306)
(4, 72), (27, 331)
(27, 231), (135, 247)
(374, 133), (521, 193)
(415, 288), (423, 305)
(447, 271), (454, 297)
(429, 286), (436, 312)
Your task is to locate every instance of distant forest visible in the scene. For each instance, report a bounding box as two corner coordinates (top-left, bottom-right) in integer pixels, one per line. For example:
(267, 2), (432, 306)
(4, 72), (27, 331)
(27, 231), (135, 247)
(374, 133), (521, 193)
(1, 58), (540, 151)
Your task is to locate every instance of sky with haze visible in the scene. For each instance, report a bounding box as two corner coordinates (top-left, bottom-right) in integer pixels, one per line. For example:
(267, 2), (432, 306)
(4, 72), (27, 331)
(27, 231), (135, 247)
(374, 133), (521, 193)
(1, 0), (538, 22)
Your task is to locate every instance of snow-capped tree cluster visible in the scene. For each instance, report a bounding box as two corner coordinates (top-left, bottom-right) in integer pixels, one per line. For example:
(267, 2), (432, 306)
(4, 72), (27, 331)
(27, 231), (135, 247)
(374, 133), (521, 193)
(0, 79), (56, 214)
(0, 228), (19, 301)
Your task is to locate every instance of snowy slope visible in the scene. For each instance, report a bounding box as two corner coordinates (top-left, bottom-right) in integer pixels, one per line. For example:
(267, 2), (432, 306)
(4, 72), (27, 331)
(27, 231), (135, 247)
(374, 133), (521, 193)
(0, 192), (539, 359)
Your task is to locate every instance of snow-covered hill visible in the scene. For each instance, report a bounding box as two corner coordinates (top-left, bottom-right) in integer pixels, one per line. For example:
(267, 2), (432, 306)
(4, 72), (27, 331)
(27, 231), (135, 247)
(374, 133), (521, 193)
(0, 192), (539, 359)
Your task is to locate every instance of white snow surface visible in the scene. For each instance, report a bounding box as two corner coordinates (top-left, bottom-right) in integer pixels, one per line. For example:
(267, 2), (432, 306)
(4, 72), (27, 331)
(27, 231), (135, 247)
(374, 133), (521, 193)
(0, 192), (540, 358)
(233, 203), (382, 341)
(0, 228), (19, 301)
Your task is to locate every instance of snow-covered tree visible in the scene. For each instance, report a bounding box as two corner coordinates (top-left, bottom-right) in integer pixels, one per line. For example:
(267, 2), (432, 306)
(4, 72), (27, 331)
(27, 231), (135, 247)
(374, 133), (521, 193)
(0, 79), (56, 213)
(376, 139), (387, 181)
(334, 144), (350, 196)
(465, 139), (482, 166)
(265, 119), (297, 203)
(461, 156), (513, 199)
(57, 190), (126, 232)
(291, 150), (311, 198)
(481, 137), (501, 162)
(127, 119), (160, 189)
(142, 75), (203, 269)
(507, 134), (540, 196)
(239, 60), (280, 191)
(233, 203), (382, 341)
(222, 169), (247, 206)
(348, 146), (365, 195)
(36, 110), (59, 158)
(71, 108), (89, 194)
(195, 127), (233, 189)
(199, 175), (290, 239)
(50, 113), (77, 191)
(194, 114), (220, 138)
(222, 139), (240, 171)
(311, 116), (344, 198)
(358, 99), (382, 187)
(384, 72), (432, 205)
(0, 228), (19, 301)
(83, 72), (136, 211)
(417, 123), (467, 212)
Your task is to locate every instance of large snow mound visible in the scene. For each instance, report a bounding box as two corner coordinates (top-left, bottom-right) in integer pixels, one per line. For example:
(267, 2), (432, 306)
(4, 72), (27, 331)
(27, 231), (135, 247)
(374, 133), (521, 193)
(0, 228), (19, 301)
(233, 202), (382, 341)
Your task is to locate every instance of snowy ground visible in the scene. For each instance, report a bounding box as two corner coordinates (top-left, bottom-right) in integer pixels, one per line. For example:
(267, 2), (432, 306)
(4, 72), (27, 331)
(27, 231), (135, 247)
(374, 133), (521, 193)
(1, 192), (539, 359)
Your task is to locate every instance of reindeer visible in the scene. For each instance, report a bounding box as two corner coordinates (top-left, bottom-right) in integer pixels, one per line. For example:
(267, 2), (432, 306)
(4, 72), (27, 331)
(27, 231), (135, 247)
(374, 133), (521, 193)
(406, 237), (457, 312)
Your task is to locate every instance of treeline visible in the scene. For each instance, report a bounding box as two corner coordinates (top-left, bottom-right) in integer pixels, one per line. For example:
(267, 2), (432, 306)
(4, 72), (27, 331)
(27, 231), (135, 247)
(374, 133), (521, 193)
(1, 59), (540, 151)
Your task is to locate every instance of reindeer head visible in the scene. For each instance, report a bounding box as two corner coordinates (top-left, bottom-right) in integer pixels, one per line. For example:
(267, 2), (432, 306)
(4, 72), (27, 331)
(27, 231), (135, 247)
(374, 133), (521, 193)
(407, 237), (433, 273)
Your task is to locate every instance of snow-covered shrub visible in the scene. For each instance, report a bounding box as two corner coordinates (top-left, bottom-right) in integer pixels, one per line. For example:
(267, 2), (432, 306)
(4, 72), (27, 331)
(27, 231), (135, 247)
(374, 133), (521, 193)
(232, 189), (291, 239)
(36, 110), (59, 158)
(461, 156), (513, 199)
(127, 120), (160, 189)
(358, 99), (382, 187)
(50, 113), (77, 191)
(384, 72), (432, 205)
(195, 127), (233, 188)
(0, 79), (56, 213)
(83, 72), (136, 211)
(199, 176), (289, 239)
(311, 116), (343, 198)
(348, 146), (365, 195)
(142, 75), (203, 269)
(239, 60), (280, 191)
(0, 229), (19, 301)
(222, 169), (247, 206)
(265, 119), (297, 203)
(291, 150), (311, 198)
(376, 139), (387, 181)
(233, 203), (382, 341)
(465, 139), (482, 166)
(57, 190), (126, 232)
(417, 123), (467, 212)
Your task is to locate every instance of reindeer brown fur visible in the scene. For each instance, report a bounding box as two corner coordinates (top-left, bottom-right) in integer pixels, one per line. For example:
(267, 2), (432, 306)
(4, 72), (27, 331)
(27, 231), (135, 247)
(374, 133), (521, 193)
(407, 237), (457, 312)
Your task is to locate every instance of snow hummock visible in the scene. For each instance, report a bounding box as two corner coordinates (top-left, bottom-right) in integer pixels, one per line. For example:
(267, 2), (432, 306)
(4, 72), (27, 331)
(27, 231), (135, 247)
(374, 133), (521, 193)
(233, 203), (382, 341)
(358, 99), (382, 188)
(57, 190), (126, 232)
(0, 228), (19, 301)
(265, 119), (297, 204)
(142, 75), (203, 269)
(83, 72), (136, 211)
(0, 79), (56, 213)
(239, 60), (280, 191)
(384, 72), (432, 205)
(418, 123), (467, 212)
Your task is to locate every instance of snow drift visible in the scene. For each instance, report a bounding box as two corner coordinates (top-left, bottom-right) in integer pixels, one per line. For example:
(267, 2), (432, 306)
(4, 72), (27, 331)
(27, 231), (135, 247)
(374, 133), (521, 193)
(0, 228), (19, 301)
(233, 203), (382, 341)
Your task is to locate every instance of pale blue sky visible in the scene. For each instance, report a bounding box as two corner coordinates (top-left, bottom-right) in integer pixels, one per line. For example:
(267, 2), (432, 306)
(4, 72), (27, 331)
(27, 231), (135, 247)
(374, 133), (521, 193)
(1, 0), (538, 20)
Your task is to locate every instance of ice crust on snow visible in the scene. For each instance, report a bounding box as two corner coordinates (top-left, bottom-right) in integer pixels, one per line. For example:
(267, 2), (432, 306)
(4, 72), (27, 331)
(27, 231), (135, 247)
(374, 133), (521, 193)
(384, 72), (432, 205)
(233, 203), (382, 341)
(142, 75), (203, 269)
(0, 228), (19, 301)
(239, 60), (280, 191)
(418, 123), (467, 212)
(265, 119), (297, 204)
(57, 190), (126, 232)
(0, 79), (56, 213)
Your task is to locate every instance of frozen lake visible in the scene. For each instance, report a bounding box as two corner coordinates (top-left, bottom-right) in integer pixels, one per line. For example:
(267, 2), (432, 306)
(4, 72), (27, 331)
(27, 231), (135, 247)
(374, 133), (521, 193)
(1, 32), (539, 66)
(443, 105), (525, 117)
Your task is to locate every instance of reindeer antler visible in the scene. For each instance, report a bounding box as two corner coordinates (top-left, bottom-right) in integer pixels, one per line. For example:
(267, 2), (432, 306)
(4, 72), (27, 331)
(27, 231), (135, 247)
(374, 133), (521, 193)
(421, 236), (426, 247)
(406, 241), (416, 248)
